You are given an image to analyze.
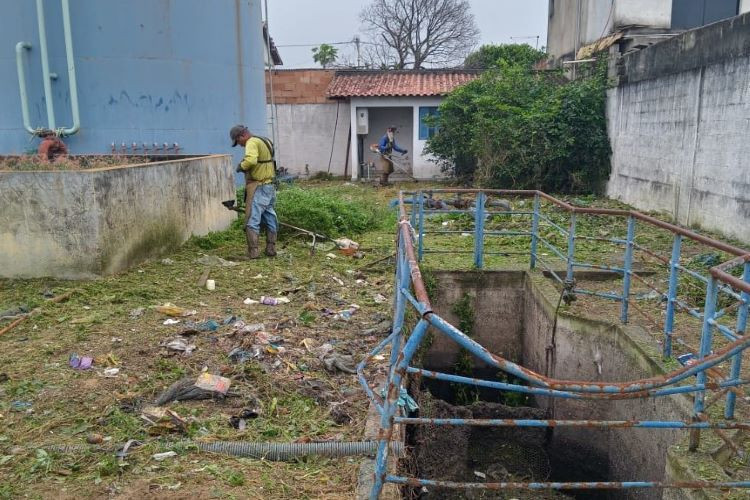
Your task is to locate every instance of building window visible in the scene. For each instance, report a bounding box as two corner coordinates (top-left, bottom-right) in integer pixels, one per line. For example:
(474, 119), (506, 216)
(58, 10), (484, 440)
(419, 107), (439, 140)
(671, 0), (739, 29)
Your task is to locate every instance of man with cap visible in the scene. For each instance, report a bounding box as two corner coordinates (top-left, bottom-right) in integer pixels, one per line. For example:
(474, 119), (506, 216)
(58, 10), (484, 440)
(376, 126), (408, 186)
(230, 125), (278, 259)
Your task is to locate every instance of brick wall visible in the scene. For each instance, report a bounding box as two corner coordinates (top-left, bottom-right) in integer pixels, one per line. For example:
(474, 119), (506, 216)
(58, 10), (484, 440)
(265, 69), (336, 104)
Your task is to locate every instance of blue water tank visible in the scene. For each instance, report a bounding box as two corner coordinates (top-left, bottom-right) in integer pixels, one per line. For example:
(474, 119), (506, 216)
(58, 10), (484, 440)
(0, 0), (267, 162)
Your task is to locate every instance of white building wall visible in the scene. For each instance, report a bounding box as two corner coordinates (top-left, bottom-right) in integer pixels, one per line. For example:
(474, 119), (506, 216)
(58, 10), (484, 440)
(349, 96), (445, 181)
(267, 102), (351, 177)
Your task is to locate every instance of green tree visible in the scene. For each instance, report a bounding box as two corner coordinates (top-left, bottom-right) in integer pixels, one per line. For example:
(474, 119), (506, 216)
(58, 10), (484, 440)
(464, 44), (547, 70)
(426, 60), (611, 194)
(312, 44), (338, 68)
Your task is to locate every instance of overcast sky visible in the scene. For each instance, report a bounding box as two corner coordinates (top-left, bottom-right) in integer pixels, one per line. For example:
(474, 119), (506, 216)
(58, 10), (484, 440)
(265, 0), (549, 68)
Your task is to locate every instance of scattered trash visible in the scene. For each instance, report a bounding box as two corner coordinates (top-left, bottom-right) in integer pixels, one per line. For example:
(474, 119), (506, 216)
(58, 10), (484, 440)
(155, 303), (196, 317)
(373, 354), (386, 361)
(461, 232), (471, 237)
(206, 279), (216, 291)
(677, 352), (699, 368)
(161, 258), (175, 265)
(111, 337), (123, 344)
(195, 373), (232, 394)
(252, 273), (263, 279)
(373, 293), (388, 303)
(326, 253), (337, 259)
(42, 288), (55, 298)
(129, 307), (145, 318)
(333, 304), (360, 321)
(0, 304), (29, 320)
(95, 352), (120, 367)
(331, 276), (344, 286)
(229, 406), (260, 430)
(196, 255), (238, 267)
(235, 323), (266, 335)
(636, 290), (662, 301)
(362, 320), (392, 337)
(692, 253), (721, 267)
(243, 298), (259, 305)
(69, 353), (93, 370)
(334, 238), (359, 250)
(474, 471), (487, 480)
(260, 296), (290, 306)
(322, 353), (356, 374)
(163, 318), (181, 326)
(116, 439), (141, 463)
(353, 251), (365, 259)
(155, 376), (228, 406)
(163, 338), (196, 356)
(11, 401), (31, 412)
(223, 316), (238, 326)
(152, 451), (178, 461)
(141, 406), (188, 434)
(228, 347), (260, 364)
(86, 433), (104, 444)
(380, 386), (419, 411)
(103, 368), (120, 377)
(180, 319), (219, 335)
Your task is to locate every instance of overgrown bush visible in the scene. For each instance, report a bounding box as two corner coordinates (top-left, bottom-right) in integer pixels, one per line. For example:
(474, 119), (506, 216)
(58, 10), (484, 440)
(275, 186), (380, 236)
(464, 43), (547, 70)
(426, 59), (611, 194)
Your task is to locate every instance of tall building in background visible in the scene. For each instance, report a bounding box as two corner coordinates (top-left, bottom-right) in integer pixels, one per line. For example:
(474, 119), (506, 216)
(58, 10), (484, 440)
(546, 0), (750, 67)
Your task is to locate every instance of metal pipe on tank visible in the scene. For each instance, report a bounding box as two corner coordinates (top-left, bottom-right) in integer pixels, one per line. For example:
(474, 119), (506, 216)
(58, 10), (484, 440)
(15, 42), (35, 134)
(35, 0), (56, 130)
(60, 0), (80, 136)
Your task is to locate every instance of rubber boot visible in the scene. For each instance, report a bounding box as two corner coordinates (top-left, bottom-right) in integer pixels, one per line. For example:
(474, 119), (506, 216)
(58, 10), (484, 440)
(265, 231), (277, 257)
(246, 228), (260, 259)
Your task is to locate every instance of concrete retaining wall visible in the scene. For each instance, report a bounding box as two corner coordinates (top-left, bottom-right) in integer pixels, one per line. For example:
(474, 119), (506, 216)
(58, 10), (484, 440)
(607, 12), (750, 244)
(425, 270), (702, 499)
(0, 154), (235, 278)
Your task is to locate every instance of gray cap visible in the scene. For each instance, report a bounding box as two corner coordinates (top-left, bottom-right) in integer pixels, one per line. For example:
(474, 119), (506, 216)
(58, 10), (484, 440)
(229, 124), (248, 147)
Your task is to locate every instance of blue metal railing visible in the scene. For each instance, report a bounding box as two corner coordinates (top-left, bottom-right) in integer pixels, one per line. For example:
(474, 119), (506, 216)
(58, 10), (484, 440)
(359, 189), (750, 498)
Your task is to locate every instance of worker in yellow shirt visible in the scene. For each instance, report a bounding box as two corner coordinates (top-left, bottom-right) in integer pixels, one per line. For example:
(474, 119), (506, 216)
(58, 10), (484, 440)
(230, 124), (277, 259)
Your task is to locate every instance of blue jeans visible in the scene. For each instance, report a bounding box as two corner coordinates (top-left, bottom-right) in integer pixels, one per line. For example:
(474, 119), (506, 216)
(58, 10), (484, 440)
(246, 183), (278, 233)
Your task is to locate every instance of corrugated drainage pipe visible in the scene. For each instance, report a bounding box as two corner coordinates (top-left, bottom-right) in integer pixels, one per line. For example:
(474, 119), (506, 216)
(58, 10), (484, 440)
(47, 440), (404, 461)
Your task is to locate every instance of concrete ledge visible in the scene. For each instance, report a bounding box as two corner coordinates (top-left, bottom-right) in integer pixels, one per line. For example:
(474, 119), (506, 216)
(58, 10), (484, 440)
(619, 11), (750, 84)
(0, 155), (235, 278)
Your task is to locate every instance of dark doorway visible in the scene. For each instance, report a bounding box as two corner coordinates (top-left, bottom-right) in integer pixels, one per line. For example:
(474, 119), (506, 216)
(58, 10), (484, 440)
(672, 0), (739, 29)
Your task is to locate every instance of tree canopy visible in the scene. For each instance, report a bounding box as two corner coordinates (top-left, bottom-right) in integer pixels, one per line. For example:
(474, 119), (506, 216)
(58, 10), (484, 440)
(464, 44), (547, 70)
(359, 0), (479, 69)
(312, 44), (338, 68)
(426, 60), (611, 194)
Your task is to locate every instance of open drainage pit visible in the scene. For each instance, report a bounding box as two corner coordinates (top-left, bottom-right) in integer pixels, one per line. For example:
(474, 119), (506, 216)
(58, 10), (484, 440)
(400, 271), (693, 500)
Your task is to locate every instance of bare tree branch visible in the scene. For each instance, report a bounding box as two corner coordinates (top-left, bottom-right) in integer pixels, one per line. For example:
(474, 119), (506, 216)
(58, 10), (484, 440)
(360, 0), (479, 69)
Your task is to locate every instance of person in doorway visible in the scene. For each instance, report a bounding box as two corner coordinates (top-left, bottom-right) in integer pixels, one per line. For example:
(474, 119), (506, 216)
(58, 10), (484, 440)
(37, 130), (68, 161)
(230, 124), (278, 259)
(377, 126), (408, 186)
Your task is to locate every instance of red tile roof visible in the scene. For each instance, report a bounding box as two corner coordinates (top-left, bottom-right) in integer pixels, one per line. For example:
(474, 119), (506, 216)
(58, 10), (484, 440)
(326, 70), (481, 98)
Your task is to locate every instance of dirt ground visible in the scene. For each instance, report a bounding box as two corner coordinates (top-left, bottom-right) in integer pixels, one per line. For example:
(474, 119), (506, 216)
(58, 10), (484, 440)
(0, 181), (409, 499)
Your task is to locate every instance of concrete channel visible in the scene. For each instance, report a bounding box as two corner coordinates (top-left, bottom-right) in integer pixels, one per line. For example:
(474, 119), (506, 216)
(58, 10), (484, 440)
(391, 270), (718, 500)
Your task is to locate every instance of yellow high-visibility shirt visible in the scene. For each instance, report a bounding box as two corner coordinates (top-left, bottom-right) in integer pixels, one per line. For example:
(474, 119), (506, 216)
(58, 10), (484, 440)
(240, 137), (274, 182)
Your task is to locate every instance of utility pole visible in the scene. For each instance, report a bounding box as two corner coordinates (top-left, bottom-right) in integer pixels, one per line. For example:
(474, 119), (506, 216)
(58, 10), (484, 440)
(354, 36), (361, 68)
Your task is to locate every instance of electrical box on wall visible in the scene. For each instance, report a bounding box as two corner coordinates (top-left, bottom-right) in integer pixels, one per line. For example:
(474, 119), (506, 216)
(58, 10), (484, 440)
(356, 108), (369, 135)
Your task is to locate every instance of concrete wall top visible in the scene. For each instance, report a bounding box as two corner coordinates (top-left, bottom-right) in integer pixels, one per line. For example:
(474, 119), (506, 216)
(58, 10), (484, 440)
(266, 69), (336, 104)
(619, 10), (750, 84)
